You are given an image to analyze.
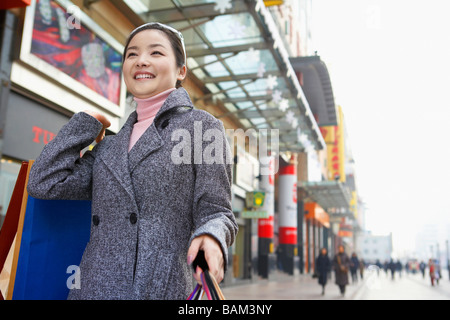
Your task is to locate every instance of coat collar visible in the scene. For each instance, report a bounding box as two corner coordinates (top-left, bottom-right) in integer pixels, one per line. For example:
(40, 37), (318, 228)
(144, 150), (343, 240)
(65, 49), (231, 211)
(128, 87), (194, 172)
(98, 88), (194, 204)
(153, 87), (194, 122)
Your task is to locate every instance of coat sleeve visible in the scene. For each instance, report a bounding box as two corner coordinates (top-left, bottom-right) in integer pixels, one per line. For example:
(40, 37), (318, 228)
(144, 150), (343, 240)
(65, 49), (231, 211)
(189, 115), (238, 271)
(27, 112), (103, 200)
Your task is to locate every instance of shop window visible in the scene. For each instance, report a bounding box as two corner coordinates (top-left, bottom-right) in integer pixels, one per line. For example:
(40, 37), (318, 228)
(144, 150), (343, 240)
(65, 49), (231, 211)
(0, 158), (21, 228)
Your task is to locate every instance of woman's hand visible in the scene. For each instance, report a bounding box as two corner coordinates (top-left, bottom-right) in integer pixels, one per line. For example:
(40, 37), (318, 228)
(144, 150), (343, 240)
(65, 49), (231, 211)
(187, 235), (224, 285)
(82, 110), (111, 143)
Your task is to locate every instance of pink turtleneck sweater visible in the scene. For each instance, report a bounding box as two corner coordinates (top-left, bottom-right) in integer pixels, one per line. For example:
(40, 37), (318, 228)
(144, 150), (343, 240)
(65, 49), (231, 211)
(128, 88), (176, 152)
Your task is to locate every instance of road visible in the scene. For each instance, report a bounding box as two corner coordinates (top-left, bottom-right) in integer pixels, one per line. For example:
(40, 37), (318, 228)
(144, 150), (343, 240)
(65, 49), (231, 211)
(354, 269), (450, 300)
(221, 269), (450, 300)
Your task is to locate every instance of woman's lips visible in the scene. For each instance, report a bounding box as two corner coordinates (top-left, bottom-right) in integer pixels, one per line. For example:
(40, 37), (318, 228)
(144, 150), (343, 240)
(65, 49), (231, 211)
(134, 72), (155, 80)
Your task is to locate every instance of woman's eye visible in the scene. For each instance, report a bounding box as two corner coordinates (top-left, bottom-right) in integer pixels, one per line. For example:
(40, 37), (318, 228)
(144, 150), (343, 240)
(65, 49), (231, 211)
(151, 51), (163, 56)
(127, 52), (137, 58)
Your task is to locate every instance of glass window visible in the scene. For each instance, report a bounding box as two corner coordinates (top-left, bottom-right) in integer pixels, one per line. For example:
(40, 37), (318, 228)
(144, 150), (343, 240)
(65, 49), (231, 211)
(0, 158), (22, 228)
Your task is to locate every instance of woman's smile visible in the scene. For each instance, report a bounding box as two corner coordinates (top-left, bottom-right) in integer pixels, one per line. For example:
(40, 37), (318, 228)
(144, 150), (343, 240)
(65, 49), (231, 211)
(134, 71), (156, 80)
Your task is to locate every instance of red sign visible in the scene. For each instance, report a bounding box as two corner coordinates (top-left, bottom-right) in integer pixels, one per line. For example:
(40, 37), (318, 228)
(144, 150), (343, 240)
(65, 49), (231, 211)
(32, 126), (56, 145)
(0, 0), (31, 10)
(258, 215), (274, 238)
(279, 227), (297, 245)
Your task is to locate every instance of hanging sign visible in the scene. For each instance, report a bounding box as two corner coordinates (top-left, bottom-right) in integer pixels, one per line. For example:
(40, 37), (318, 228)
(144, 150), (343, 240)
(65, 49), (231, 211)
(245, 191), (266, 209)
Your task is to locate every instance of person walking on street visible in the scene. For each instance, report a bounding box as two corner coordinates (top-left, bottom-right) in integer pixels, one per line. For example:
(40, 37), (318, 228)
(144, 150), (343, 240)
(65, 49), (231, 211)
(333, 245), (350, 296)
(428, 259), (436, 286)
(350, 252), (359, 284)
(388, 259), (396, 280)
(383, 260), (389, 277)
(396, 260), (403, 278)
(434, 260), (441, 286)
(359, 258), (365, 280)
(315, 248), (331, 295)
(375, 259), (382, 277)
(419, 261), (426, 279)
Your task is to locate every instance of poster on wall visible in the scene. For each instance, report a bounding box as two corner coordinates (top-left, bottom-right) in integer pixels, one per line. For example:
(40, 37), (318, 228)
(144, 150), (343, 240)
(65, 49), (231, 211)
(20, 0), (125, 115)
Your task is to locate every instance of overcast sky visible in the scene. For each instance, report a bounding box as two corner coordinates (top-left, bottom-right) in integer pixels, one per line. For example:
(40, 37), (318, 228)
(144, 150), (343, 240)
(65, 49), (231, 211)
(311, 0), (450, 255)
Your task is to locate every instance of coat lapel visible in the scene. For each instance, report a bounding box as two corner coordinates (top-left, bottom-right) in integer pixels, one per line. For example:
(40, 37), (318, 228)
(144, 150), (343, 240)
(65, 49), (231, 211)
(99, 112), (138, 209)
(127, 88), (194, 173)
(128, 124), (163, 173)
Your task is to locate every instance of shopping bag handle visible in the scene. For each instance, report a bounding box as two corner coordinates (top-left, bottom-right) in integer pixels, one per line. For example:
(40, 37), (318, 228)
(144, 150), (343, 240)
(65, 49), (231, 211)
(191, 250), (208, 272)
(188, 250), (225, 300)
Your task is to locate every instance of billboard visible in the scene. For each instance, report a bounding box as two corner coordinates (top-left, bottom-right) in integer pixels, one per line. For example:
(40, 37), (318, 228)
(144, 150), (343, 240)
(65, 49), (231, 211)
(320, 106), (345, 182)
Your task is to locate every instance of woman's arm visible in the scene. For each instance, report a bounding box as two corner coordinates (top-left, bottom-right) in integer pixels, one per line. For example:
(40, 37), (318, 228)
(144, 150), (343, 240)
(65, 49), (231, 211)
(187, 115), (238, 284)
(27, 111), (109, 200)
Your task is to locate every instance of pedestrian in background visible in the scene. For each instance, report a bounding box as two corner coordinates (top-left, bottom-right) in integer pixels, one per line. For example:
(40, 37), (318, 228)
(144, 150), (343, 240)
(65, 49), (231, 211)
(315, 248), (331, 295)
(428, 259), (436, 286)
(350, 252), (359, 284)
(383, 260), (389, 277)
(419, 261), (426, 279)
(396, 260), (403, 278)
(359, 258), (365, 280)
(434, 260), (441, 286)
(375, 259), (382, 277)
(333, 245), (350, 296)
(388, 259), (396, 280)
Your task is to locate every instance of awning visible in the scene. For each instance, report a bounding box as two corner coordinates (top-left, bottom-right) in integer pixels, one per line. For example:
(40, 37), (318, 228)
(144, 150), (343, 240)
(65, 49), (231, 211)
(290, 55), (337, 127)
(299, 180), (351, 211)
(304, 202), (330, 228)
(112, 0), (326, 152)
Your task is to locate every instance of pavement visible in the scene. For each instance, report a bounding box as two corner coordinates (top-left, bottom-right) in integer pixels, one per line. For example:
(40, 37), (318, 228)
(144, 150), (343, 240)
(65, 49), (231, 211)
(354, 270), (450, 300)
(221, 269), (450, 300)
(222, 270), (366, 300)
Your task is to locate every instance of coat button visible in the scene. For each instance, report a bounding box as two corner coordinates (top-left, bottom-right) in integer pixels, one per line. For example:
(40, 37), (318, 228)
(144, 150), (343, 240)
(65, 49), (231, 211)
(129, 213), (137, 224)
(92, 215), (100, 226)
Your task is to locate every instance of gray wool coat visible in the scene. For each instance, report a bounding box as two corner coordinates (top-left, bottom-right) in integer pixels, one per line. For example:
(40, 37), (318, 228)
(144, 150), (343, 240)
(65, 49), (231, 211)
(27, 88), (238, 300)
(333, 252), (350, 286)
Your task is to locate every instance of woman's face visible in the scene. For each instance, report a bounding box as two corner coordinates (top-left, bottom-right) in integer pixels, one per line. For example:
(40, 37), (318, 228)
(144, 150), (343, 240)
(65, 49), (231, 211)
(123, 29), (186, 99)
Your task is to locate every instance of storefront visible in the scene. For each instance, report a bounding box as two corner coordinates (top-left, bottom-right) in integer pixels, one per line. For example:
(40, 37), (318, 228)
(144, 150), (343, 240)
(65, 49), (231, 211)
(299, 180), (352, 259)
(303, 202), (329, 273)
(0, 89), (75, 224)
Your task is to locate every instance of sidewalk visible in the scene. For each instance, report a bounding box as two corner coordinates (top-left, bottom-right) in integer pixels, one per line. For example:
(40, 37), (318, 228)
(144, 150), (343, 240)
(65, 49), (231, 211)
(222, 270), (366, 300)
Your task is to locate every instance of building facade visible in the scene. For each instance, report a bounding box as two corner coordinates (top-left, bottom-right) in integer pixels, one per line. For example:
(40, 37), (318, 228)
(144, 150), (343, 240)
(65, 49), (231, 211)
(356, 232), (393, 264)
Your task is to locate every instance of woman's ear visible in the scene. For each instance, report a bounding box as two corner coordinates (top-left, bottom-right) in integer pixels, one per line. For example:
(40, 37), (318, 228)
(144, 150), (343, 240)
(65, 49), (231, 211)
(177, 65), (187, 81)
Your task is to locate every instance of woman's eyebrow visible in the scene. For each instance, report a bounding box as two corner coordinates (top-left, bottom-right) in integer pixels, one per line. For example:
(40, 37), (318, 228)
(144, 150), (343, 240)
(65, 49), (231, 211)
(126, 43), (166, 52)
(148, 43), (166, 49)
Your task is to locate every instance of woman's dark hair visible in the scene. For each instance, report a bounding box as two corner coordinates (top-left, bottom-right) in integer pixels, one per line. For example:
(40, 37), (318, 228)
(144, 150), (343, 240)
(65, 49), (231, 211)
(123, 23), (186, 88)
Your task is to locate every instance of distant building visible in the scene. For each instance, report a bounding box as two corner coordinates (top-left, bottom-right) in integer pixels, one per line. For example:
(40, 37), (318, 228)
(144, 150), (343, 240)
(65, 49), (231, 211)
(415, 223), (450, 262)
(356, 233), (392, 263)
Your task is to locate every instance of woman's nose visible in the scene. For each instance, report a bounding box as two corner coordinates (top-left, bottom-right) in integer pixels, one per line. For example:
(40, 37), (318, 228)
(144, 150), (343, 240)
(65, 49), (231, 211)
(136, 55), (149, 67)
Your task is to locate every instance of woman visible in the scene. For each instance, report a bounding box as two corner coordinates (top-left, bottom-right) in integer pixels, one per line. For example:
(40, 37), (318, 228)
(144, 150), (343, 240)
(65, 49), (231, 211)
(315, 248), (331, 295)
(429, 259), (436, 286)
(333, 245), (350, 296)
(350, 252), (359, 283)
(27, 22), (238, 300)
